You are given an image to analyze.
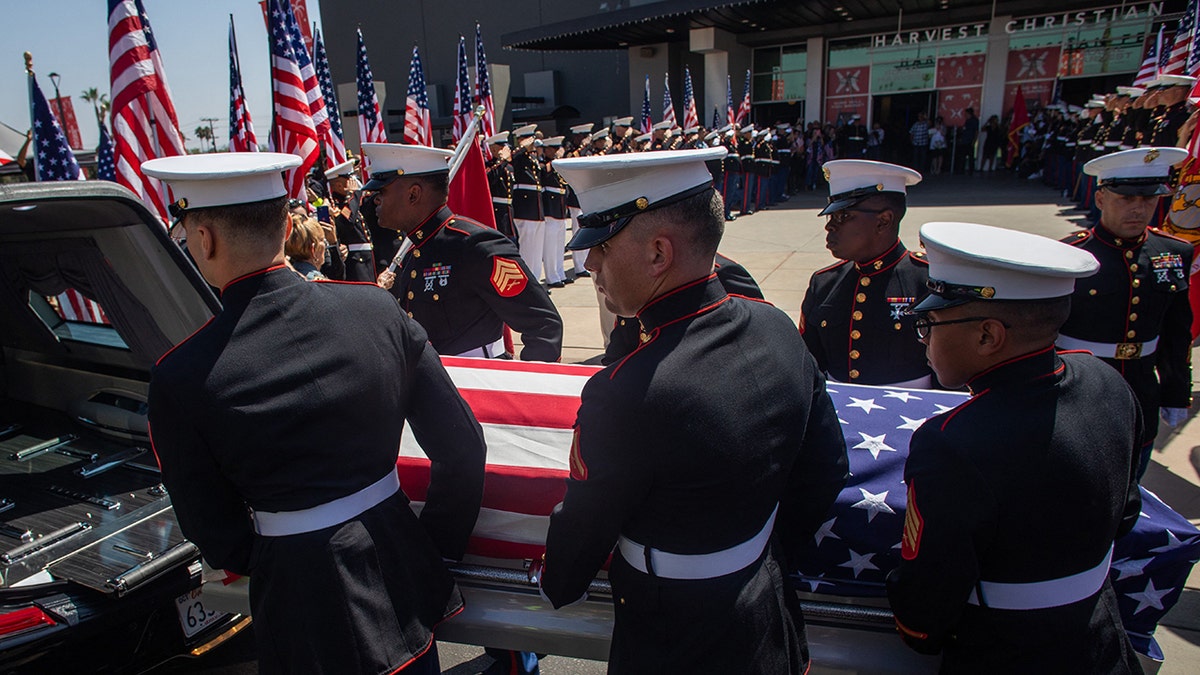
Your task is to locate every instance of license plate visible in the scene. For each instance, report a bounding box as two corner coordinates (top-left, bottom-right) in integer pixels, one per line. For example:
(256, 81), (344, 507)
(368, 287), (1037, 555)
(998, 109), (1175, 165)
(175, 586), (227, 639)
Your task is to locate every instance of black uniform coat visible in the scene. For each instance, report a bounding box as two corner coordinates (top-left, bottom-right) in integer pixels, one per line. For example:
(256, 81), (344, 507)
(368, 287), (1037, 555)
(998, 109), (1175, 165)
(1149, 101), (1189, 147)
(511, 149), (543, 221)
(331, 192), (375, 282)
(390, 206), (563, 362)
(602, 253), (763, 365)
(543, 275), (849, 674)
(887, 349), (1143, 674)
(800, 240), (933, 385)
(1061, 226), (1193, 443)
(148, 266), (487, 674)
(486, 156), (517, 241)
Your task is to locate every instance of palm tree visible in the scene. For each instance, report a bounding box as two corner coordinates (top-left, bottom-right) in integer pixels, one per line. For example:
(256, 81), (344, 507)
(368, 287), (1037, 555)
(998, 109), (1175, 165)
(194, 125), (214, 152)
(81, 87), (104, 133)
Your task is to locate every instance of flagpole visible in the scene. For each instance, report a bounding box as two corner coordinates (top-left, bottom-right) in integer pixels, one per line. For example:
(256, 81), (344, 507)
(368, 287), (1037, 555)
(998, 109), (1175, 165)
(24, 52), (39, 182)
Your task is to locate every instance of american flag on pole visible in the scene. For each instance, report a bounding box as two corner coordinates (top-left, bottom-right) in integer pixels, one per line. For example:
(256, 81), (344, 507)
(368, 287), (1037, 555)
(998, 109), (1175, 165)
(736, 69), (752, 126)
(1189, 10), (1200, 79)
(474, 23), (496, 158)
(682, 67), (700, 131)
(727, 75), (736, 128)
(228, 16), (258, 153)
(1159, 30), (1175, 78)
(662, 72), (677, 129)
(385, 357), (1199, 662)
(313, 27), (347, 166)
(712, 106), (720, 130)
(1164, 0), (1198, 76)
(28, 70), (81, 182)
(97, 124), (116, 182)
(266, 0), (319, 200)
(356, 28), (386, 178)
(640, 75), (653, 134)
(107, 0), (186, 223)
(452, 36), (473, 143)
(1134, 28), (1163, 87)
(404, 45), (432, 146)
(0, 149), (14, 167)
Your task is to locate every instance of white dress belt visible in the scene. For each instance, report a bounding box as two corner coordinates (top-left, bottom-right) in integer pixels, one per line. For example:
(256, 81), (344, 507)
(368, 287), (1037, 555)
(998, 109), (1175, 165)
(346, 243), (373, 252)
(452, 336), (507, 359)
(252, 470), (400, 537)
(1057, 335), (1158, 359)
(492, 197), (512, 204)
(618, 505), (778, 580)
(514, 183), (543, 192)
(967, 545), (1113, 610)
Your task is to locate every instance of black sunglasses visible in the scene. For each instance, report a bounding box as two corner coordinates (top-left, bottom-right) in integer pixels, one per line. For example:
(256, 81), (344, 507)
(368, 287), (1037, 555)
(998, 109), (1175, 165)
(913, 315), (1009, 340)
(827, 208), (887, 225)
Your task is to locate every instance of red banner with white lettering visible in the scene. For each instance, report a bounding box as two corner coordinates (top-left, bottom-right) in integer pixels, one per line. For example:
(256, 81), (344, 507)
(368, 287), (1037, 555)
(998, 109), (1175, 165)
(824, 95), (869, 125)
(936, 55), (986, 89)
(1003, 81), (1054, 114)
(1006, 46), (1062, 82)
(826, 67), (869, 98)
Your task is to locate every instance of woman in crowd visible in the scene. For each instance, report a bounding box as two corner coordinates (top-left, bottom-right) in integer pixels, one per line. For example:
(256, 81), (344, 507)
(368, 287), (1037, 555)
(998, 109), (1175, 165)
(928, 117), (947, 175)
(286, 214), (332, 281)
(980, 115), (1002, 171)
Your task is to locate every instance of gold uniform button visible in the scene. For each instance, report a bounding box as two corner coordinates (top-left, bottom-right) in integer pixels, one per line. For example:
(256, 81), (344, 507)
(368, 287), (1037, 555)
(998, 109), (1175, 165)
(873, 260), (883, 271)
(849, 369), (860, 379)
(620, 319), (627, 326)
(1115, 238), (1124, 245)
(1125, 250), (1133, 259)
(1088, 289), (1097, 296)
(860, 277), (871, 287)
(1129, 313), (1137, 321)
(856, 293), (867, 302)
(894, 322), (902, 330)
(407, 311), (414, 318)
(1171, 284), (1178, 291)
(850, 330), (862, 340)
(415, 231), (424, 240)
(1129, 263), (1137, 272)
(1132, 279), (1141, 288)
(820, 320), (828, 328)
(849, 350), (861, 360)
(413, 249), (421, 258)
(407, 291), (414, 300)
(1127, 330), (1136, 338)
(852, 311), (863, 320)
(1132, 296), (1140, 304)
(619, 598), (626, 605)
(433, 294), (440, 301)
(410, 270), (417, 279)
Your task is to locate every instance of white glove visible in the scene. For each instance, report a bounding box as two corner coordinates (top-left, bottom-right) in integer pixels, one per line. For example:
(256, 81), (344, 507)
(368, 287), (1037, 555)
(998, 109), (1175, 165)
(1161, 407), (1189, 428)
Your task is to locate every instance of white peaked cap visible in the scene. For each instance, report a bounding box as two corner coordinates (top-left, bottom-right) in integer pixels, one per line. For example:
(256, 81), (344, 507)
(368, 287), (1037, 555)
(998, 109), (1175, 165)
(553, 147), (726, 250)
(912, 222), (1099, 312)
(324, 159), (355, 180)
(360, 144), (453, 190)
(819, 159), (922, 216)
(141, 152), (301, 212)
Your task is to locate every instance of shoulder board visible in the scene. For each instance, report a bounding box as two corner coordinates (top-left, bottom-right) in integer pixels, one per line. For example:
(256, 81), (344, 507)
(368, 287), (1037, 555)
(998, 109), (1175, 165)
(1063, 230), (1091, 246)
(907, 250), (929, 265)
(813, 259), (851, 275)
(1149, 228), (1191, 246)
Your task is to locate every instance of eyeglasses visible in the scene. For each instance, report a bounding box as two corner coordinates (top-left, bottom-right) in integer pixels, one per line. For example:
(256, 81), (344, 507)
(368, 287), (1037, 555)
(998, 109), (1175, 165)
(912, 315), (1008, 340)
(827, 208), (886, 226)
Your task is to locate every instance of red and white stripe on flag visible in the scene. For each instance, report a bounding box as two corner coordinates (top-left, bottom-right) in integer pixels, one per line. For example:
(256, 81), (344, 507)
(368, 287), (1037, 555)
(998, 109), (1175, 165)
(267, 0), (319, 200)
(56, 290), (110, 325)
(0, 149), (13, 166)
(108, 0), (186, 224)
(397, 356), (599, 560)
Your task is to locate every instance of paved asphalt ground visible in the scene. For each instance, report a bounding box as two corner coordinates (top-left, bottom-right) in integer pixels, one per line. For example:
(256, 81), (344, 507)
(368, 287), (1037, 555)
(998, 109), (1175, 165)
(143, 170), (1200, 674)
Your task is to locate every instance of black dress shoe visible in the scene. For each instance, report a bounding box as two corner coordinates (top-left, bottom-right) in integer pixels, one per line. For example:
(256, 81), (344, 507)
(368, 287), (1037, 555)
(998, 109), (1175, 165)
(548, 281), (566, 289)
(575, 270), (591, 277)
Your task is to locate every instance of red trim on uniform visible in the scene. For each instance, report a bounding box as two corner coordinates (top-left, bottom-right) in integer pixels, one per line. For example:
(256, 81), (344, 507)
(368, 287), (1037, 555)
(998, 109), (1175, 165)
(905, 251), (929, 267)
(439, 355), (601, 377)
(635, 273), (716, 316)
(964, 346), (1055, 388)
(146, 420), (165, 473)
(894, 618), (929, 641)
(1153, 229), (1190, 245)
(939, 393), (985, 432)
(613, 294), (732, 380)
(854, 240), (902, 276)
(154, 316), (215, 367)
(1066, 230), (1091, 247)
(730, 293), (775, 307)
(410, 213), (456, 252)
(313, 278), (379, 287)
(813, 259), (851, 275)
(219, 264), (287, 294)
(1056, 348), (1092, 356)
(385, 602), (467, 674)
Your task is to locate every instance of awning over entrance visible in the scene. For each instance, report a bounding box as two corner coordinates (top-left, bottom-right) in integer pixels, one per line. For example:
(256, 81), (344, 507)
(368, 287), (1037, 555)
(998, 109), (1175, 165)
(501, 0), (1175, 52)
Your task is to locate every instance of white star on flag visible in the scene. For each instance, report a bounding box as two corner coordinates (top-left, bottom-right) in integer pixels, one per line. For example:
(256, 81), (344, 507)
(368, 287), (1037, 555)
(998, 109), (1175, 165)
(884, 391), (922, 403)
(851, 488), (895, 522)
(846, 397), (885, 414)
(1111, 556), (1153, 581)
(897, 415), (926, 431)
(1150, 531), (1184, 553)
(1126, 579), (1171, 614)
(814, 517), (840, 546)
(804, 574), (834, 592)
(933, 403), (958, 414)
(839, 549), (879, 578)
(853, 432), (896, 460)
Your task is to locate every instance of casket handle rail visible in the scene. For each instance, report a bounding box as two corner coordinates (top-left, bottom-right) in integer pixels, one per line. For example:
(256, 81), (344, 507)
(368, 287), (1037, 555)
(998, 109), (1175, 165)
(1, 522), (91, 565)
(105, 540), (199, 597)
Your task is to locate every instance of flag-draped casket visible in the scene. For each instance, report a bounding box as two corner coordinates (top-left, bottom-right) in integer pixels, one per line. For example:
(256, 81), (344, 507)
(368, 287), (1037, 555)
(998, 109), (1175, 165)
(396, 357), (1199, 660)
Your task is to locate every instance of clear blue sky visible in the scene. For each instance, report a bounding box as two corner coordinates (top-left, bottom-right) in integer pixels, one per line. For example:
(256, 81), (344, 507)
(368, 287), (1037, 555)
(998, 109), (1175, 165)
(1, 0), (325, 152)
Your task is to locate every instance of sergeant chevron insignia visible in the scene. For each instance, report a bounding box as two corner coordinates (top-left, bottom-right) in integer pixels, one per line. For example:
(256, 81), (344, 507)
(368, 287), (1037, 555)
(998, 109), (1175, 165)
(490, 257), (528, 297)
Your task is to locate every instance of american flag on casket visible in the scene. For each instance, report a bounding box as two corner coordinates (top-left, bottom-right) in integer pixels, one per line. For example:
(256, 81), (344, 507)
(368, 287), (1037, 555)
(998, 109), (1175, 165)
(398, 358), (1200, 660)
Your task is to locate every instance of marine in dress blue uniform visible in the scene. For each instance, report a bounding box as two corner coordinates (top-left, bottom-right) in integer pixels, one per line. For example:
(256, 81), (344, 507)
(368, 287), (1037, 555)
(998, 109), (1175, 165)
(363, 143), (563, 362)
(541, 148), (848, 674)
(143, 153), (486, 675)
(325, 159), (376, 282)
(801, 160), (934, 387)
(485, 131), (518, 243)
(888, 222), (1143, 675)
(1060, 146), (1193, 476)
